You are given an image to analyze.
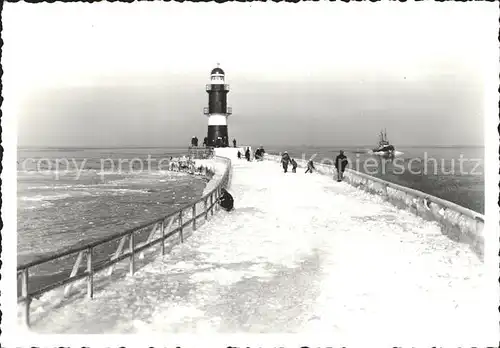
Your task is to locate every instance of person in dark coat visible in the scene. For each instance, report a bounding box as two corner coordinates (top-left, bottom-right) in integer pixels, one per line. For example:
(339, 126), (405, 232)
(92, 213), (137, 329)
(335, 150), (349, 182)
(290, 158), (298, 173)
(233, 138), (237, 147)
(191, 136), (196, 147)
(203, 137), (208, 147)
(218, 188), (234, 211)
(305, 159), (315, 173)
(281, 151), (291, 173)
(256, 145), (265, 161)
(194, 136), (199, 147)
(245, 148), (251, 161)
(237, 151), (241, 159)
(254, 148), (261, 160)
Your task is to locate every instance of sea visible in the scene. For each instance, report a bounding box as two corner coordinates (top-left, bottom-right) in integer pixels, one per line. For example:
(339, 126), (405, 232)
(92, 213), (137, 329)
(17, 147), (208, 267)
(266, 145), (484, 215)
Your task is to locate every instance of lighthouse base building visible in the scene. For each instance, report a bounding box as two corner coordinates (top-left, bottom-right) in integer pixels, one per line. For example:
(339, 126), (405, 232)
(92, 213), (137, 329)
(204, 64), (232, 148)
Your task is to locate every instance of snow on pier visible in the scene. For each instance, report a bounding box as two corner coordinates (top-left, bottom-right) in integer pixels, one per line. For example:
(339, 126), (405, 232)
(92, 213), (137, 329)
(25, 158), (491, 344)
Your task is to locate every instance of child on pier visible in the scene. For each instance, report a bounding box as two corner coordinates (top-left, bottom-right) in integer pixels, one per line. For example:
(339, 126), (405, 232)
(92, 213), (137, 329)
(305, 160), (315, 173)
(291, 158), (298, 173)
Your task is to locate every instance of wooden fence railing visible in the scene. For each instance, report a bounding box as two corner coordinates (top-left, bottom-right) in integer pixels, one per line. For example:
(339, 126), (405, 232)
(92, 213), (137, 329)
(17, 156), (231, 328)
(265, 153), (485, 259)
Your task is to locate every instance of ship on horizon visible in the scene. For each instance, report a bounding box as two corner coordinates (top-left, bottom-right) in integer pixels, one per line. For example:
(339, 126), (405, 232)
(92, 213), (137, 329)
(372, 128), (395, 157)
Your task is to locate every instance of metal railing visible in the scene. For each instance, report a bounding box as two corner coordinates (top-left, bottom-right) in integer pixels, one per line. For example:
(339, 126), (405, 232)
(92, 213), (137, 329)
(203, 107), (232, 116)
(188, 146), (214, 159)
(205, 84), (230, 92)
(17, 156), (232, 328)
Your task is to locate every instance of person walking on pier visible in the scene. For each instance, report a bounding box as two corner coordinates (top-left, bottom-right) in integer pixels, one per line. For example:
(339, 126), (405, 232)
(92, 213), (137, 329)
(218, 188), (234, 212)
(245, 147), (251, 161)
(237, 150), (242, 159)
(194, 136), (199, 147)
(281, 151), (291, 173)
(305, 159), (315, 173)
(255, 148), (264, 161)
(291, 158), (298, 173)
(335, 150), (349, 182)
(191, 136), (196, 147)
(233, 138), (237, 147)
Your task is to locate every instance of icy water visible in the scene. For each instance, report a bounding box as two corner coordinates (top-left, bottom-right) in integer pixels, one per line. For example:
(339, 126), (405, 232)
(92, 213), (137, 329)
(266, 146), (484, 214)
(17, 147), (208, 266)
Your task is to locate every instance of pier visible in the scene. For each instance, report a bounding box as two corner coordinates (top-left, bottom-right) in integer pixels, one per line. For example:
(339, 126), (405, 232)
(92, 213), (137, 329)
(17, 148), (492, 344)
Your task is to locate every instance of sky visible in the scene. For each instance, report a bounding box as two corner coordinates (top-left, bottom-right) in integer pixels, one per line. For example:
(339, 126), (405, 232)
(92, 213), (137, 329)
(4, 2), (498, 148)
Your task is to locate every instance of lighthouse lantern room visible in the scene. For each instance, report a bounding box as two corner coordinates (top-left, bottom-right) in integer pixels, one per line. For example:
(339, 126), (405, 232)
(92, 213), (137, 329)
(204, 64), (232, 147)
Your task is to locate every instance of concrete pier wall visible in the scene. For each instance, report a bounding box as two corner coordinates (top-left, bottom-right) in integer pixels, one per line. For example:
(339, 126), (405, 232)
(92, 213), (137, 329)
(264, 154), (485, 259)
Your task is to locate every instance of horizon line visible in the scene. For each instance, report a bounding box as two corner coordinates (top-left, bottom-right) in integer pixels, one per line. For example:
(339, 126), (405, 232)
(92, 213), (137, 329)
(17, 144), (486, 149)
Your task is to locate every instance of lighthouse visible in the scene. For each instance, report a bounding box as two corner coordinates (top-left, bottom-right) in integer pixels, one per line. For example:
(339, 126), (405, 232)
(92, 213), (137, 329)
(204, 64), (232, 147)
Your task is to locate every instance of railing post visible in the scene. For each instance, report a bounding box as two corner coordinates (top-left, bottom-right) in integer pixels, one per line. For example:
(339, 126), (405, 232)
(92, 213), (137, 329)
(204, 198), (208, 221)
(409, 194), (418, 216)
(22, 269), (30, 328)
(160, 220), (165, 256)
(107, 235), (127, 276)
(140, 222), (158, 259)
(87, 247), (94, 299)
(384, 183), (389, 198)
(216, 187), (221, 211)
(214, 188), (218, 212)
(210, 193), (214, 216)
(179, 210), (184, 243)
(192, 205), (196, 231)
(129, 232), (135, 276)
(64, 251), (84, 297)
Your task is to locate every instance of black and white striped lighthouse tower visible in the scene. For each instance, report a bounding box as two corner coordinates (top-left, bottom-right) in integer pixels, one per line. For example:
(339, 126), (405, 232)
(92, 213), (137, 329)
(204, 64), (232, 147)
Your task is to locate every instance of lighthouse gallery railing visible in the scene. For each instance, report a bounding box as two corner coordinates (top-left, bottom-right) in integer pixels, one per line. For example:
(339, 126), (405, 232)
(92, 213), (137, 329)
(16, 156), (232, 327)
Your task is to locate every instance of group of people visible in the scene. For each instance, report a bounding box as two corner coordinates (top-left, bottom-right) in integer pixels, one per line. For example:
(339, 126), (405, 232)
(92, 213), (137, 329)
(254, 146), (265, 160)
(167, 156), (212, 176)
(216, 149), (349, 214)
(237, 145), (266, 162)
(191, 136), (200, 147)
(280, 151), (297, 173)
(280, 150), (349, 182)
(191, 136), (238, 148)
(191, 136), (210, 148)
(214, 136), (228, 148)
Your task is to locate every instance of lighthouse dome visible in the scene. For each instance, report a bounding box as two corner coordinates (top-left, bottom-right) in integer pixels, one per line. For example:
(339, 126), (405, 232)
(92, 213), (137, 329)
(211, 67), (225, 75)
